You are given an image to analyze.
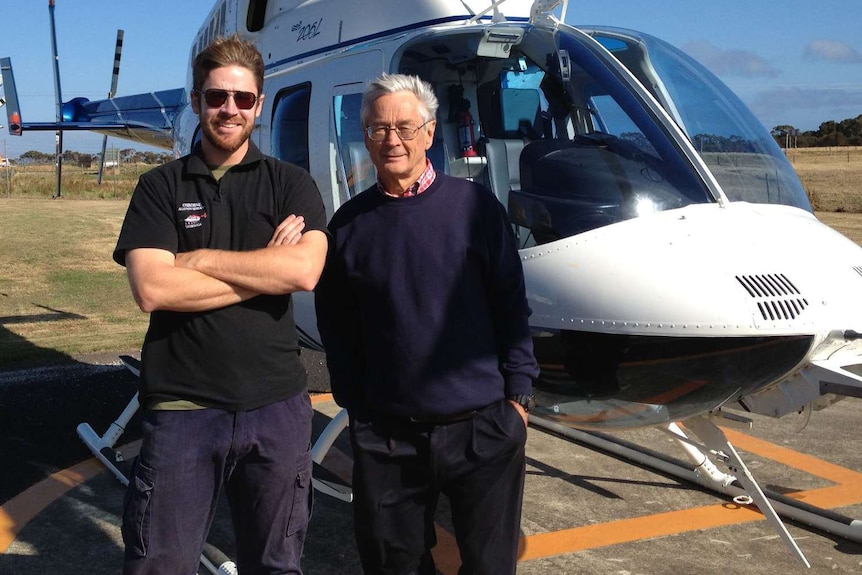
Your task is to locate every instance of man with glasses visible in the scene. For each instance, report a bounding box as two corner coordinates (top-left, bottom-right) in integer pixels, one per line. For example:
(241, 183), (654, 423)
(113, 34), (327, 574)
(315, 73), (539, 575)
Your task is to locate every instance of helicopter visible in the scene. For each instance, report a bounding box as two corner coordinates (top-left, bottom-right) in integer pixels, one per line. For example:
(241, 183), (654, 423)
(3, 0), (862, 568)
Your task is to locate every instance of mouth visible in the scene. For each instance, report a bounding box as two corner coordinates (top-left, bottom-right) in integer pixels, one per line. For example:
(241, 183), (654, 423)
(216, 121), (242, 131)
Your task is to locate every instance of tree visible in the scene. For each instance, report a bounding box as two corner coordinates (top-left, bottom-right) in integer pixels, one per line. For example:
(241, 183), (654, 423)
(771, 124), (795, 137)
(120, 148), (138, 162)
(61, 150), (98, 168)
(817, 120), (838, 137)
(20, 150), (54, 163)
(771, 125), (799, 148)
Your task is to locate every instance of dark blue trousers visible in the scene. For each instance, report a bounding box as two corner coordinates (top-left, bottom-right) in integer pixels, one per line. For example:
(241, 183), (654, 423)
(122, 392), (313, 575)
(349, 399), (527, 575)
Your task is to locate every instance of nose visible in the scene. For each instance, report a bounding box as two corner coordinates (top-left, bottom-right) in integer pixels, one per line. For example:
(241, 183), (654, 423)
(220, 94), (240, 114)
(382, 127), (402, 144)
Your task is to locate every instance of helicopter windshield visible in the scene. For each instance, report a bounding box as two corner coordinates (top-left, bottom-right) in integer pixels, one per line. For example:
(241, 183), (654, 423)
(394, 26), (723, 246)
(587, 27), (811, 212)
(497, 30), (715, 244)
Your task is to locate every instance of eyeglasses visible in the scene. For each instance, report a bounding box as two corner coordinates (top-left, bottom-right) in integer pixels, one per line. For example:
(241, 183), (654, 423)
(365, 120), (433, 141)
(194, 89), (258, 110)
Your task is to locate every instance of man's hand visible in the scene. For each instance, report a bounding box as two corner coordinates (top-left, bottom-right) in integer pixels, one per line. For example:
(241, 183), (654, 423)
(268, 214), (305, 246)
(508, 400), (529, 428)
(170, 219), (326, 296)
(175, 215), (307, 271)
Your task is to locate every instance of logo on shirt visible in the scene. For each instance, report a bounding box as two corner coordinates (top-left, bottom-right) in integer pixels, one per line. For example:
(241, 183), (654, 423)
(178, 202), (207, 229)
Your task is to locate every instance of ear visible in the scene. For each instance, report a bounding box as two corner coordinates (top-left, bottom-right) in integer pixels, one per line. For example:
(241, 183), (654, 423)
(424, 120), (437, 150)
(254, 93), (265, 119)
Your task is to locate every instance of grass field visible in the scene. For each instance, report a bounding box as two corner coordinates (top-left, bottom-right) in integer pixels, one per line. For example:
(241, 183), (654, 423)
(0, 163), (150, 200)
(787, 146), (862, 213)
(0, 198), (148, 370)
(1, 149), (861, 370)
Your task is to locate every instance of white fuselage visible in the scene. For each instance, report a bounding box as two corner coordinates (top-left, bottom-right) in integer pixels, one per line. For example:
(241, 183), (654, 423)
(168, 0), (862, 430)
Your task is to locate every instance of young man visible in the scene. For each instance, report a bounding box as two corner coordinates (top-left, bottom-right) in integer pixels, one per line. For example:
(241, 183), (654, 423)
(315, 73), (539, 575)
(113, 35), (328, 575)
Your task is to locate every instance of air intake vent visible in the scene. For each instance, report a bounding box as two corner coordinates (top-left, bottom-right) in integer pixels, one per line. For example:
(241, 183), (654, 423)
(735, 274), (809, 321)
(853, 266), (862, 277)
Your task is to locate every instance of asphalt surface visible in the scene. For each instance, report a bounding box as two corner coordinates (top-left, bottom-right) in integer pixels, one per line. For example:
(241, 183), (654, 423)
(1, 352), (862, 574)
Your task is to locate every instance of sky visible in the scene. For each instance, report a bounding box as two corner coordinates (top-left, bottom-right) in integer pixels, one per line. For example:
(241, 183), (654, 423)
(1, 0), (861, 159)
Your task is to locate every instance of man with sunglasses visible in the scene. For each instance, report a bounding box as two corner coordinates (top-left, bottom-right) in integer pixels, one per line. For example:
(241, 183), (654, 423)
(113, 34), (327, 575)
(315, 73), (538, 575)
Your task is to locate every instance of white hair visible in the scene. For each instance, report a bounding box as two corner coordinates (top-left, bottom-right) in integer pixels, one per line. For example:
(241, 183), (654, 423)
(360, 73), (439, 126)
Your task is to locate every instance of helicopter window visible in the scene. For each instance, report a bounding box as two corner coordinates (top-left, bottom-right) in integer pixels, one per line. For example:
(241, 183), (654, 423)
(499, 66), (544, 137)
(478, 64), (546, 140)
(503, 65), (543, 90)
(587, 93), (658, 158)
(333, 93), (375, 197)
(499, 31), (716, 245)
(271, 83), (311, 172)
(478, 82), (543, 140)
(639, 35), (811, 210)
(246, 0), (267, 32)
(216, 3), (226, 36)
(393, 27), (715, 246)
(501, 89), (541, 137)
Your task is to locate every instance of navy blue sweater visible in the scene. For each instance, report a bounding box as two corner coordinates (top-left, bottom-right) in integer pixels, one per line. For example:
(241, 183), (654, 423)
(315, 173), (538, 417)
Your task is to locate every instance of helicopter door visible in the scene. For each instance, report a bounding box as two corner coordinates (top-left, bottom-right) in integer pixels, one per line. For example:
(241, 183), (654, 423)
(333, 89), (373, 204)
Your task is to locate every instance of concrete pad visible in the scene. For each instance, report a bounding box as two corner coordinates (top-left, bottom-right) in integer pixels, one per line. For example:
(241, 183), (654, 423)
(2, 394), (862, 574)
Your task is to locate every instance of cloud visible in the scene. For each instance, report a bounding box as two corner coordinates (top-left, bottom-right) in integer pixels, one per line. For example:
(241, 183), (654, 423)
(803, 40), (862, 63)
(682, 41), (780, 78)
(752, 86), (862, 110)
(744, 86), (862, 130)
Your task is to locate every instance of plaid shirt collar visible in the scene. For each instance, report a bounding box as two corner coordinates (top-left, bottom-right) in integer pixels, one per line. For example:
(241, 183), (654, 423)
(378, 159), (436, 198)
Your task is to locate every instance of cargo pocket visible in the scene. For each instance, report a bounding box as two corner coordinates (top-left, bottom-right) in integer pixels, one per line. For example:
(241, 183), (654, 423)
(121, 458), (156, 558)
(286, 450), (312, 537)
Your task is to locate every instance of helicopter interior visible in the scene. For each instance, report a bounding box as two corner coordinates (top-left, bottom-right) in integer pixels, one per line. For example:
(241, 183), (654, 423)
(390, 26), (712, 247)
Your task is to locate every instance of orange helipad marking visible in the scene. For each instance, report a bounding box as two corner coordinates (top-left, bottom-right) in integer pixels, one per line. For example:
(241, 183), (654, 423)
(517, 503), (765, 560)
(0, 459), (103, 553)
(310, 392), (334, 405)
(3, 402), (861, 573)
(0, 399), (338, 554)
(724, 427), (862, 510)
(433, 424), (862, 574)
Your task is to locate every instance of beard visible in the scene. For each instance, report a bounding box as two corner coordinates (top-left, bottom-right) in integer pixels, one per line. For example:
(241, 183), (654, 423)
(200, 113), (255, 154)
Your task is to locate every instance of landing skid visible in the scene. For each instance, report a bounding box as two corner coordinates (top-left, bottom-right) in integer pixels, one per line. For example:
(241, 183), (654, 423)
(80, 357), (862, 569)
(310, 408), (353, 502)
(676, 415), (809, 567)
(530, 413), (862, 567)
(310, 408), (862, 566)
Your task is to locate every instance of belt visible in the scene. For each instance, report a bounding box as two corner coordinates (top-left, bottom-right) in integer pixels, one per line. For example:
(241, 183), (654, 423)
(408, 409), (479, 424)
(369, 407), (481, 426)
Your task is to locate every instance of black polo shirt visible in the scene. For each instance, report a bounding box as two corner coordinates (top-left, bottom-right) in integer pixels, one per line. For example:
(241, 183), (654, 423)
(114, 142), (327, 412)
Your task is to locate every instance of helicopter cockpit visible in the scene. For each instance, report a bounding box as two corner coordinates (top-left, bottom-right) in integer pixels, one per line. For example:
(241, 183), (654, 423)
(389, 22), (809, 247)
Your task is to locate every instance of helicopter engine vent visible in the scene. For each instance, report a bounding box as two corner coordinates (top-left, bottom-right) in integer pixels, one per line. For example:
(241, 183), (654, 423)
(735, 274), (809, 321)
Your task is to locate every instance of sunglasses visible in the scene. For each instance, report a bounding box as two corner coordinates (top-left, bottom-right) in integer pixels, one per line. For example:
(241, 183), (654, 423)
(194, 89), (258, 110)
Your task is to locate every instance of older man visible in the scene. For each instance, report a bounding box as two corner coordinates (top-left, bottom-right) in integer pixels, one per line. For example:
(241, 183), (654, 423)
(315, 73), (539, 575)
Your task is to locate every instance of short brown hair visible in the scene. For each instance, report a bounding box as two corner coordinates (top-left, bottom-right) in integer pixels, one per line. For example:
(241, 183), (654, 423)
(192, 34), (264, 94)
